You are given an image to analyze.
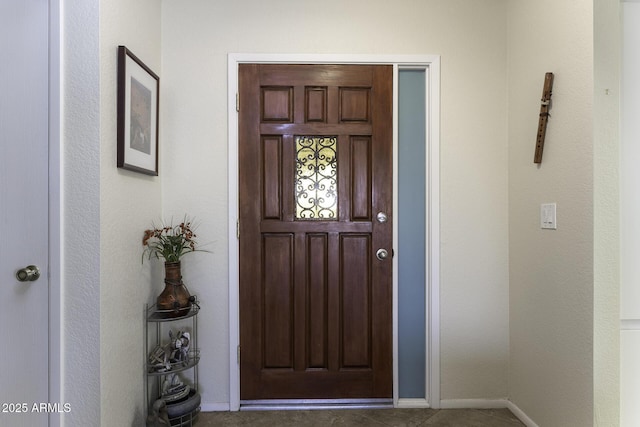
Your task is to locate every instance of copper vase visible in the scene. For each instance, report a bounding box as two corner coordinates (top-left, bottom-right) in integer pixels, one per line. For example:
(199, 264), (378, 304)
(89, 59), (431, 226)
(157, 261), (192, 316)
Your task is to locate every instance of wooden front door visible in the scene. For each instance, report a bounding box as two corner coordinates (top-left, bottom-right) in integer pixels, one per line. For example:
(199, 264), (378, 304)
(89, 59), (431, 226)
(239, 64), (392, 400)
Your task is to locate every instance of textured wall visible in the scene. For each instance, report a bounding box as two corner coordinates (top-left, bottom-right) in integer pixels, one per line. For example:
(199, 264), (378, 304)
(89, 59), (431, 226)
(58, 1), (611, 423)
(56, 1), (614, 423)
(61, 1), (101, 425)
(160, 0), (509, 405)
(507, 1), (594, 426)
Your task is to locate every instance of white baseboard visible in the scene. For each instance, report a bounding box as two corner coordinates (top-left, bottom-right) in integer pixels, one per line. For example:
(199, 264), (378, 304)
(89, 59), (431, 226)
(200, 402), (231, 412)
(440, 398), (510, 409)
(396, 398), (431, 408)
(439, 399), (538, 427)
(505, 401), (539, 427)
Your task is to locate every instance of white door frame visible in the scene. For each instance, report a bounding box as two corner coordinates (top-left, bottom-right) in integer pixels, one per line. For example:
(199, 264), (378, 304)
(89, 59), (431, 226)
(227, 53), (440, 411)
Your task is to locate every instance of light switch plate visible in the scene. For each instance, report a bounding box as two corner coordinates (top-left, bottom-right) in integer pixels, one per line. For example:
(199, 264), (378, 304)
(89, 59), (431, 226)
(541, 203), (557, 229)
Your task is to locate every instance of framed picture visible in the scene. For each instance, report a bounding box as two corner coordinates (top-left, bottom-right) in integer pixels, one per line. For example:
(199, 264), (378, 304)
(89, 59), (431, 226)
(117, 46), (159, 175)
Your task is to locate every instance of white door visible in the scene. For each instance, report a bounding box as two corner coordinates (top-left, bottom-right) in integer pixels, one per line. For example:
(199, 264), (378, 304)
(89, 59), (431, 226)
(0, 1), (50, 425)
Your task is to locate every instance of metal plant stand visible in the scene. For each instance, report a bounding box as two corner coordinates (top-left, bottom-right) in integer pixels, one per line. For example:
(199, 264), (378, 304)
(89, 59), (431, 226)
(145, 298), (200, 426)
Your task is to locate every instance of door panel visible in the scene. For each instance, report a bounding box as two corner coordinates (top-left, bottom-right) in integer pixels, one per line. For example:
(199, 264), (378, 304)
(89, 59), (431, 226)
(0, 1), (50, 425)
(340, 234), (371, 368)
(239, 64), (392, 400)
(262, 233), (294, 369)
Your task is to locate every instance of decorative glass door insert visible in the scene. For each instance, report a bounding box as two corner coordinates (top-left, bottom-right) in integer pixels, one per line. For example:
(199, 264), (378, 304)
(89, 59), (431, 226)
(295, 135), (337, 220)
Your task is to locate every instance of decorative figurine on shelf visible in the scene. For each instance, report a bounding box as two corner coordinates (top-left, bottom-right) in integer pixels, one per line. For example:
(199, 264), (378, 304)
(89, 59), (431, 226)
(161, 373), (190, 402)
(148, 345), (171, 373)
(146, 398), (170, 426)
(169, 330), (190, 365)
(148, 329), (192, 373)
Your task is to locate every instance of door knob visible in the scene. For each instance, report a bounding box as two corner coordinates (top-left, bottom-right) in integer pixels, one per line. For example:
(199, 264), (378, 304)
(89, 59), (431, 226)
(376, 249), (389, 261)
(376, 212), (388, 223)
(16, 265), (40, 282)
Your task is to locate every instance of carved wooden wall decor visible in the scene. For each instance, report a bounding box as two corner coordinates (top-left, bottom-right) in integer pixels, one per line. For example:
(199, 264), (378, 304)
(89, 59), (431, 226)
(534, 72), (554, 164)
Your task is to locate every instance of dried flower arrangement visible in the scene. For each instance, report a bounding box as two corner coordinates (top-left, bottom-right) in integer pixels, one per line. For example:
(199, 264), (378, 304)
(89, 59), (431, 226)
(142, 217), (201, 263)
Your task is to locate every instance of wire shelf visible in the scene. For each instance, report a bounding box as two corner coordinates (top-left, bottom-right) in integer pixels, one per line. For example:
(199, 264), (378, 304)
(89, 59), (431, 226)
(147, 301), (200, 322)
(145, 297), (200, 424)
(169, 405), (200, 426)
(147, 350), (200, 376)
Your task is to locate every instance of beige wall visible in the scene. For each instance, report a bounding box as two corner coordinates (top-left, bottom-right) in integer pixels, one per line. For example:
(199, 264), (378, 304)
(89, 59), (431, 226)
(99, 0), (163, 426)
(507, 0), (596, 426)
(73, 1), (612, 425)
(160, 0), (510, 405)
(594, 0), (620, 425)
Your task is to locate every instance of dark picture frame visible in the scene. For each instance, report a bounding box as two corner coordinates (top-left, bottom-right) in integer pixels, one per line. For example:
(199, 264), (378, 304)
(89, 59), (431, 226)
(117, 46), (159, 175)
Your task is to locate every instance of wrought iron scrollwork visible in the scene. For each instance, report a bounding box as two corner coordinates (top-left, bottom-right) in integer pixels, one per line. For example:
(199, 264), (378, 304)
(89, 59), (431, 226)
(295, 136), (338, 219)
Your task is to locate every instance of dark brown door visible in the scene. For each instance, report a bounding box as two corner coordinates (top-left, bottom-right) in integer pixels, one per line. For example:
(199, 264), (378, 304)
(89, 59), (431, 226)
(239, 64), (392, 400)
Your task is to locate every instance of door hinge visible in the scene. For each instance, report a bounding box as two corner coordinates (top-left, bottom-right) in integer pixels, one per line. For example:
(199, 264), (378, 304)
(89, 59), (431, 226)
(236, 220), (240, 239)
(236, 93), (239, 112)
(237, 345), (241, 364)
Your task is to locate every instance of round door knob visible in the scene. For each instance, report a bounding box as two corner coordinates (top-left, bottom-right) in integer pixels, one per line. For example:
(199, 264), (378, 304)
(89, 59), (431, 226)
(376, 249), (389, 260)
(376, 212), (388, 223)
(16, 265), (40, 282)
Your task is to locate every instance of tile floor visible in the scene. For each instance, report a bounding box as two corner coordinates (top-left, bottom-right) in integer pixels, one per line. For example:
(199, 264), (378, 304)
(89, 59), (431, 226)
(195, 408), (525, 426)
